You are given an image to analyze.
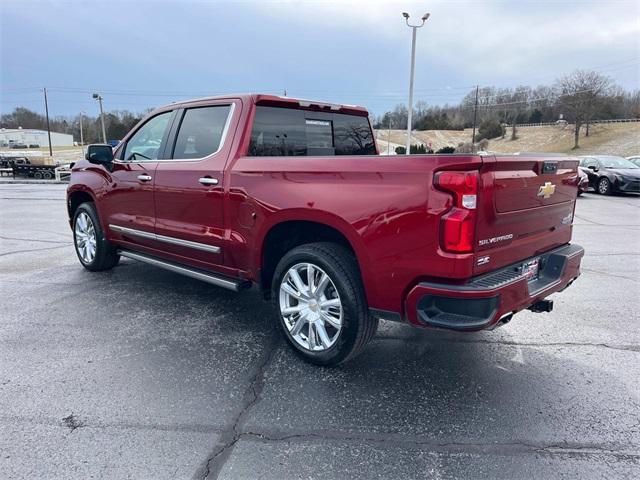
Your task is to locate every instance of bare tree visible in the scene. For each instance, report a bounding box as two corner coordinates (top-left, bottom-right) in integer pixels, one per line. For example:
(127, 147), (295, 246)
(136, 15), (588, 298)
(555, 70), (612, 149)
(506, 86), (530, 140)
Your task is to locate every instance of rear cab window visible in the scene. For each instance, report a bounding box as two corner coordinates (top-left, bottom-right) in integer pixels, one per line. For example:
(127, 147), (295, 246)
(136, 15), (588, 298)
(249, 105), (375, 157)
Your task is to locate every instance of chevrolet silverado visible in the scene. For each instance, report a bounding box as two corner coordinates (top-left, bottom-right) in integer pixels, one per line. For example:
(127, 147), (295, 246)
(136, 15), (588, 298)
(67, 94), (584, 365)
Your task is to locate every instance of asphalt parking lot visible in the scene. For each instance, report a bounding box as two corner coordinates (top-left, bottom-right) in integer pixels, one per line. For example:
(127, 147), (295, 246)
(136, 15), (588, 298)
(1, 183), (639, 479)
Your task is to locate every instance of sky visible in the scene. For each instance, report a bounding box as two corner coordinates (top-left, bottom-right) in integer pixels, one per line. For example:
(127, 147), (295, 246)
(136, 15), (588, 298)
(1, 0), (639, 118)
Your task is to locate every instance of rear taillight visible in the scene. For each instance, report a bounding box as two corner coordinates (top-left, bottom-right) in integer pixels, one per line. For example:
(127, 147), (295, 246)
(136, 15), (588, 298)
(434, 170), (478, 253)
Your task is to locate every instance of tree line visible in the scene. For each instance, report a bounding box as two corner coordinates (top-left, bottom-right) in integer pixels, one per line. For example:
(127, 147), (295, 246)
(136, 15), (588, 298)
(1, 69), (638, 150)
(373, 69), (640, 149)
(0, 107), (150, 144)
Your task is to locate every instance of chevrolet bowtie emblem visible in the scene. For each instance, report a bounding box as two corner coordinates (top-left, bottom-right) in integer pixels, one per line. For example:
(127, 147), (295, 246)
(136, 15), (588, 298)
(537, 182), (556, 199)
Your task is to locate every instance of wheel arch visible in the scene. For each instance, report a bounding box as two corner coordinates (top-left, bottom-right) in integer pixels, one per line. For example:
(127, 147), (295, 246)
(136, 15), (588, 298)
(257, 212), (374, 301)
(67, 187), (97, 220)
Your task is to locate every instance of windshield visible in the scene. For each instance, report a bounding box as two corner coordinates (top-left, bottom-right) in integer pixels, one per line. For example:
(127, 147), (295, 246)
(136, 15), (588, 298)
(598, 156), (639, 169)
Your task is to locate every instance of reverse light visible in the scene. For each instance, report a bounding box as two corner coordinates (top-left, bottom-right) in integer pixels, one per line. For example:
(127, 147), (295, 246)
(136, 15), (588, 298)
(434, 170), (479, 253)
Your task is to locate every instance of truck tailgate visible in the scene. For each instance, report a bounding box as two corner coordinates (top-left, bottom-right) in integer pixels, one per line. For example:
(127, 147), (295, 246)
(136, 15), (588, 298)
(474, 155), (580, 275)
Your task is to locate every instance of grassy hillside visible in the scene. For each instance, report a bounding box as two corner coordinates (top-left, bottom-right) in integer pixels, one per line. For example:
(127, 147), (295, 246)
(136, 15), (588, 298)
(375, 122), (640, 156)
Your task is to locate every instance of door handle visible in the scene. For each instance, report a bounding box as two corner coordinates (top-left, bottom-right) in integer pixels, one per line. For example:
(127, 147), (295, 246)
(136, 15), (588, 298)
(137, 174), (152, 182)
(199, 177), (219, 186)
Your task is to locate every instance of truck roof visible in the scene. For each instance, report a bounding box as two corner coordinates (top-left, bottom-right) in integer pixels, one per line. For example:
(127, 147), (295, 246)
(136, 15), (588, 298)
(169, 93), (370, 116)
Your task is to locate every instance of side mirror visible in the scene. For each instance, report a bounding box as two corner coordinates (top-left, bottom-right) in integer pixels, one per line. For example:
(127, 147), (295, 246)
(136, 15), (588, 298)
(85, 144), (114, 166)
(587, 165), (597, 172)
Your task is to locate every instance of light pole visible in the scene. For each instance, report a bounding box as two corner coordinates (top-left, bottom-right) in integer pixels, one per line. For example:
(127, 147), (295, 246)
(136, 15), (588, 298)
(387, 115), (391, 155)
(92, 93), (107, 143)
(402, 11), (430, 154)
(79, 111), (84, 148)
(470, 85), (479, 151)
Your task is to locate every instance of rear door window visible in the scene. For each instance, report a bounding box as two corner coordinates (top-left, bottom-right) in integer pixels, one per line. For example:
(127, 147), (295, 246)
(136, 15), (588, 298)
(171, 105), (232, 159)
(249, 106), (375, 156)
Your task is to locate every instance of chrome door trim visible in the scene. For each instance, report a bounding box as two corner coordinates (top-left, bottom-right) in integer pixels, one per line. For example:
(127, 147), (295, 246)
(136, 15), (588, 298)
(109, 224), (221, 254)
(112, 103), (236, 165)
(110, 224), (156, 241)
(155, 102), (236, 163)
(155, 232), (221, 253)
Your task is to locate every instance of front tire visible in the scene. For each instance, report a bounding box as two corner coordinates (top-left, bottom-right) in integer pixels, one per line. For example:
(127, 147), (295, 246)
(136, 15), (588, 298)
(73, 202), (119, 271)
(272, 242), (378, 366)
(597, 177), (612, 195)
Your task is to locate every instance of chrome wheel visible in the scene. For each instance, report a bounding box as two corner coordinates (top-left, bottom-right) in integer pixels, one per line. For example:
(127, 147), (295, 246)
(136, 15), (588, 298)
(279, 262), (343, 352)
(74, 212), (97, 263)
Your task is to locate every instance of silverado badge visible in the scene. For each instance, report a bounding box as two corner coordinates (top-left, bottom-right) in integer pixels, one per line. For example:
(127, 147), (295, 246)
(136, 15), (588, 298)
(537, 182), (556, 199)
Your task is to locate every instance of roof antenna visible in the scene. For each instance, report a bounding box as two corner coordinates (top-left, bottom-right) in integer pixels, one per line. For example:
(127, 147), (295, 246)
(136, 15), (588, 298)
(283, 89), (287, 97)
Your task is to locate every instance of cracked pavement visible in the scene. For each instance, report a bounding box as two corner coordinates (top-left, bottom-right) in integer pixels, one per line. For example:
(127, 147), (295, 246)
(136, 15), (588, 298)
(0, 183), (639, 479)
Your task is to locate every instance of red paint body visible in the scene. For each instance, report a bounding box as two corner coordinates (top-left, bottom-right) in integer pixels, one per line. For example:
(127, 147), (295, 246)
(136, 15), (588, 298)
(68, 94), (583, 328)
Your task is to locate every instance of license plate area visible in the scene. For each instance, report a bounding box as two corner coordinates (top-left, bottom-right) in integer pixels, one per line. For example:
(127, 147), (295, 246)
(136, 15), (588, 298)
(521, 258), (540, 282)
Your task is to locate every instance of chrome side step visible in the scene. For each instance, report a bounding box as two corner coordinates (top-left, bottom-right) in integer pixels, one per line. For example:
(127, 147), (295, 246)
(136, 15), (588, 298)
(118, 250), (250, 292)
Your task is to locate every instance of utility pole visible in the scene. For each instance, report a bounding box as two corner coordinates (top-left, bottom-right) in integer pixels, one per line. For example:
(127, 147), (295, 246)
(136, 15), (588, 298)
(93, 93), (107, 143)
(79, 112), (84, 148)
(471, 85), (479, 152)
(402, 11), (430, 154)
(43, 88), (53, 156)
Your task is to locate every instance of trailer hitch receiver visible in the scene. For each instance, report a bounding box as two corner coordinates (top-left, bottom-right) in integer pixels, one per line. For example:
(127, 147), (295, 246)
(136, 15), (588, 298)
(528, 299), (554, 313)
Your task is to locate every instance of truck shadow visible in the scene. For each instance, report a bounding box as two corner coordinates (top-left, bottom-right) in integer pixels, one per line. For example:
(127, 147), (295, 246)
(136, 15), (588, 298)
(87, 259), (637, 449)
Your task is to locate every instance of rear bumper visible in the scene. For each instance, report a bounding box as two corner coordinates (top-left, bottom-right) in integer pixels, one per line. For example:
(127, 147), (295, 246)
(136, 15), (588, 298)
(405, 243), (584, 331)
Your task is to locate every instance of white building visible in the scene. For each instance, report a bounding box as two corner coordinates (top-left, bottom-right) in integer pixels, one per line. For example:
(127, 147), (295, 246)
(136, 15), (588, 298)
(0, 128), (74, 148)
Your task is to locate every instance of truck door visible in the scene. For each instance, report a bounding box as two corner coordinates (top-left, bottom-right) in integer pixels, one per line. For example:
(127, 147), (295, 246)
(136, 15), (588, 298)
(152, 100), (239, 270)
(101, 110), (175, 250)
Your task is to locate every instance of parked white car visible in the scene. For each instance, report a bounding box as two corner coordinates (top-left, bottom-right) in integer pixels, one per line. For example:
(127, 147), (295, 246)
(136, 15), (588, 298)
(626, 156), (640, 167)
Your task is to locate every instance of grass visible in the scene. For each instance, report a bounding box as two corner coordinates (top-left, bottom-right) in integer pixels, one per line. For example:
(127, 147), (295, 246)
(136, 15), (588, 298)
(375, 122), (640, 156)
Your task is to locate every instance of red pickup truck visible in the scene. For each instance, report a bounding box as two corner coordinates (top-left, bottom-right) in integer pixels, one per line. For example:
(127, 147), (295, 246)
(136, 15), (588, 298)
(67, 94), (584, 365)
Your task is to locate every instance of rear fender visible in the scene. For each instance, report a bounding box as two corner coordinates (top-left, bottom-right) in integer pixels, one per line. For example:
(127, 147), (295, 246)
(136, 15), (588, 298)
(254, 209), (376, 300)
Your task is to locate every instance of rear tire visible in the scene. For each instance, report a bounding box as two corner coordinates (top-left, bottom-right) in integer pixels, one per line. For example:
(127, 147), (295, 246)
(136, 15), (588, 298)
(597, 177), (612, 195)
(272, 242), (378, 366)
(73, 202), (119, 271)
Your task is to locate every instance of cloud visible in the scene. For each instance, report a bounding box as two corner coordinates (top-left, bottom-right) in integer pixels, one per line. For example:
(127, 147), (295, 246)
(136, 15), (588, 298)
(1, 0), (637, 116)
(254, 0), (640, 81)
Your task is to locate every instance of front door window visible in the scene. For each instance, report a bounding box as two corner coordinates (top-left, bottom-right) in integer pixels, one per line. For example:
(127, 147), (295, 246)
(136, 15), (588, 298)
(123, 112), (172, 161)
